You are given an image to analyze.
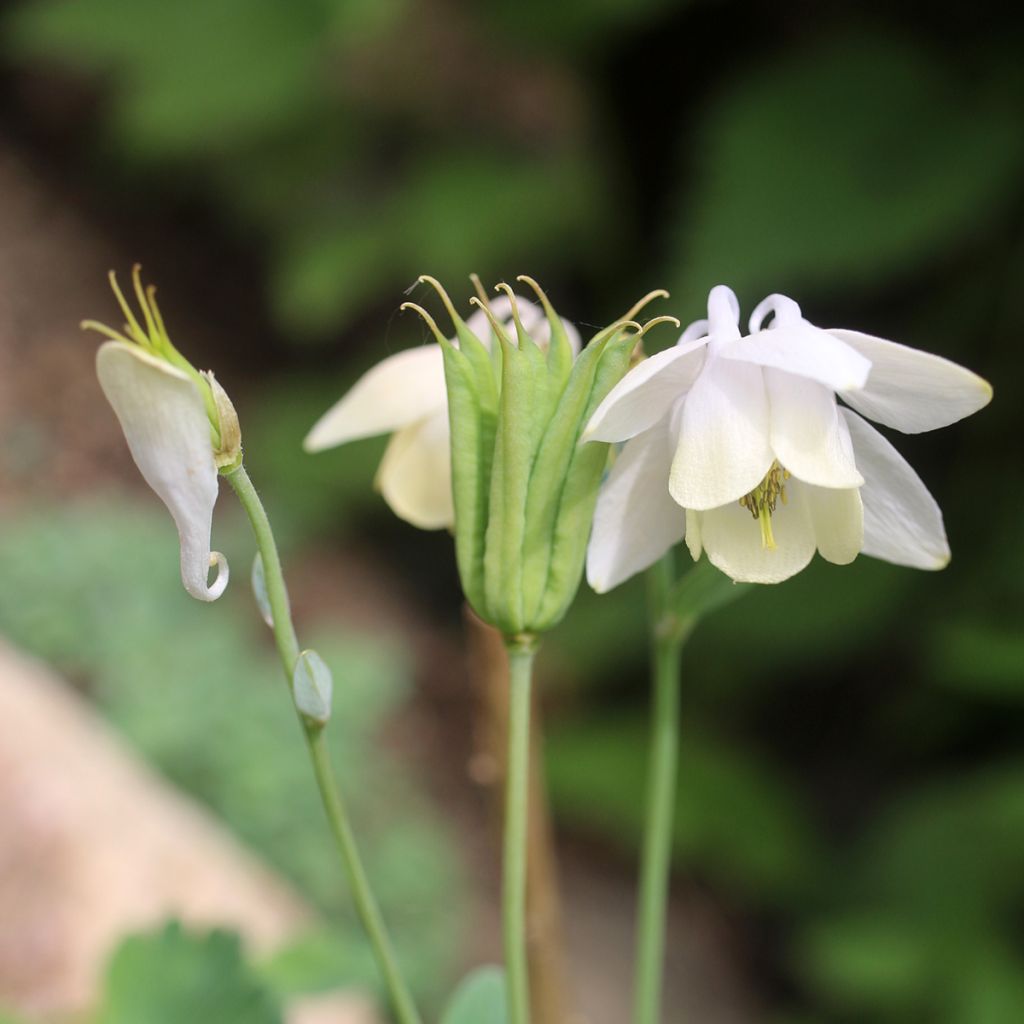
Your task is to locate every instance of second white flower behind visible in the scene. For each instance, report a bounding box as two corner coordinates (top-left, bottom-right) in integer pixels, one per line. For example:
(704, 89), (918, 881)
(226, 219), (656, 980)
(305, 284), (580, 530)
(585, 286), (992, 589)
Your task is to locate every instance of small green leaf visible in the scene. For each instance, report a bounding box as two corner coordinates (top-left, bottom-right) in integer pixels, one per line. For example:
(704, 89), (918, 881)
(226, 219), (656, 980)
(669, 559), (751, 624)
(440, 965), (508, 1024)
(96, 921), (282, 1024)
(292, 649), (333, 724)
(251, 553), (274, 628)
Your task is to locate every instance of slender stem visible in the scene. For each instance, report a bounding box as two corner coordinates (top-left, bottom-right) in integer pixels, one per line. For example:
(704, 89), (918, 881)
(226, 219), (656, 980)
(633, 553), (695, 1024)
(504, 637), (537, 1024)
(225, 464), (422, 1024)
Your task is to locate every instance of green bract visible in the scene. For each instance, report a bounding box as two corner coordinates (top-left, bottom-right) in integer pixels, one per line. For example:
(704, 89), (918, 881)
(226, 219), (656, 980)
(405, 277), (674, 638)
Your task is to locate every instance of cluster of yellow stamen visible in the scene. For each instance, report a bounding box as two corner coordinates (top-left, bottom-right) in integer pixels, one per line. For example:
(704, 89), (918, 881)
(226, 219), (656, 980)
(81, 265), (221, 441)
(739, 460), (791, 550)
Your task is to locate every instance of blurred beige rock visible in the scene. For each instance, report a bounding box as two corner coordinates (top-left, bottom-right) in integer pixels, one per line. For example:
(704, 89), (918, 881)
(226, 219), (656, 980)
(0, 638), (375, 1023)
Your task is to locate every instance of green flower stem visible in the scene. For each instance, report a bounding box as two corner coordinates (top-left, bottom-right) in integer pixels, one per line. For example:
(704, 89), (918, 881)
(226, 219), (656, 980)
(634, 552), (696, 1024)
(224, 464), (422, 1024)
(504, 637), (537, 1024)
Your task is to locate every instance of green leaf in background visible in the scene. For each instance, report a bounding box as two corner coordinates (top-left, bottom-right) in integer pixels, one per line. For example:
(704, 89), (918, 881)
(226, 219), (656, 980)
(546, 718), (822, 903)
(670, 31), (1024, 313)
(6, 0), (327, 155)
(796, 912), (933, 1015)
(96, 922), (282, 1024)
(439, 966), (508, 1024)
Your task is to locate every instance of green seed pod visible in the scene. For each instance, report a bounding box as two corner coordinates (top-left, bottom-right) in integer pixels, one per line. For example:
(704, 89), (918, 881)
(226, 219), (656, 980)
(404, 277), (674, 639)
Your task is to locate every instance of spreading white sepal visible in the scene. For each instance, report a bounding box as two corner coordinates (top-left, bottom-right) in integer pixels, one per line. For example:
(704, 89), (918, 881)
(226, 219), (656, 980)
(96, 340), (227, 601)
(304, 344), (448, 452)
(830, 328), (994, 433)
(842, 409), (950, 569)
(587, 429), (686, 593)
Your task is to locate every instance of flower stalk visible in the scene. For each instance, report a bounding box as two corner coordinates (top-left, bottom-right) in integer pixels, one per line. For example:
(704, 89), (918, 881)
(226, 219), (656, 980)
(223, 464), (422, 1024)
(634, 552), (696, 1024)
(503, 635), (538, 1024)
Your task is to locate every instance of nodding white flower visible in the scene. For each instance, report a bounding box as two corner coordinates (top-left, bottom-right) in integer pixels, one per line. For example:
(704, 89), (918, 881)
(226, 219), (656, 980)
(304, 275), (581, 530)
(86, 267), (239, 602)
(585, 285), (992, 589)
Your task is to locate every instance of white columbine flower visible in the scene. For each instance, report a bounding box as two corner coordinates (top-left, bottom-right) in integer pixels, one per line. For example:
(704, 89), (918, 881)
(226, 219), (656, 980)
(304, 276), (581, 530)
(585, 285), (992, 589)
(87, 267), (240, 601)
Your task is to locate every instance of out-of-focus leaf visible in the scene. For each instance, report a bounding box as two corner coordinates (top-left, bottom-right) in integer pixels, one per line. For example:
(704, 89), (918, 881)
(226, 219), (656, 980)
(854, 763), (1024, 922)
(6, 0), (327, 154)
(796, 913), (933, 1013)
(670, 33), (1024, 312)
(949, 942), (1024, 1024)
(546, 718), (822, 902)
(439, 966), (508, 1024)
(273, 150), (603, 333)
(97, 922), (282, 1024)
(927, 621), (1024, 702)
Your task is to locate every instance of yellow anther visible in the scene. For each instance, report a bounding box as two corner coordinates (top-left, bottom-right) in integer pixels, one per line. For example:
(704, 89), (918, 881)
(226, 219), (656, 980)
(740, 461), (789, 549)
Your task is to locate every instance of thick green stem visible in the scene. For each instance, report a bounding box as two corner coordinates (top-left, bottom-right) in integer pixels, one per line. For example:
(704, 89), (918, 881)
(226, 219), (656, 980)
(504, 638), (537, 1024)
(633, 553), (695, 1024)
(225, 464), (422, 1024)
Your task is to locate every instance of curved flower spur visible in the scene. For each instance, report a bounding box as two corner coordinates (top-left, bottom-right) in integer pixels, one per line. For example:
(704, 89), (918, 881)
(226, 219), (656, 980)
(85, 266), (241, 601)
(402, 276), (677, 637)
(585, 285), (993, 588)
(304, 275), (581, 530)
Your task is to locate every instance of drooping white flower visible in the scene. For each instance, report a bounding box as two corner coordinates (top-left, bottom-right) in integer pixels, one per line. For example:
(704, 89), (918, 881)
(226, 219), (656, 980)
(304, 276), (581, 530)
(87, 267), (236, 601)
(585, 286), (992, 590)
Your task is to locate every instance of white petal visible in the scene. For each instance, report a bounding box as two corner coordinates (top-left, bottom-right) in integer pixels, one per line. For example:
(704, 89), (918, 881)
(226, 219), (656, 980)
(96, 341), (226, 601)
(586, 428), (685, 593)
(831, 329), (993, 433)
(684, 508), (702, 562)
(583, 338), (708, 443)
(376, 411), (454, 530)
(695, 485), (815, 584)
(766, 370), (863, 488)
(805, 484), (863, 565)
(304, 344), (447, 451)
(721, 322), (871, 392)
(670, 357), (774, 510)
(842, 410), (950, 569)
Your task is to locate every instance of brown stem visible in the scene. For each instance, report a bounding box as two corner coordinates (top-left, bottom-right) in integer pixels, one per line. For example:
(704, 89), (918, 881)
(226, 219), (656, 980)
(463, 605), (571, 1024)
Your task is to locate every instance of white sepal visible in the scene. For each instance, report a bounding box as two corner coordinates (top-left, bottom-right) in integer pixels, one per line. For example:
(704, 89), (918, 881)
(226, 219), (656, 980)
(96, 340), (227, 602)
(586, 429), (685, 593)
(831, 328), (993, 434)
(842, 409), (950, 569)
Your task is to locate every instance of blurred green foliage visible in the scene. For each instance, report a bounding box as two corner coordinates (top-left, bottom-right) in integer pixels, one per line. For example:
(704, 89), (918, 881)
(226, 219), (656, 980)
(0, 501), (462, 1006)
(2, 0), (1023, 1019)
(96, 923), (282, 1024)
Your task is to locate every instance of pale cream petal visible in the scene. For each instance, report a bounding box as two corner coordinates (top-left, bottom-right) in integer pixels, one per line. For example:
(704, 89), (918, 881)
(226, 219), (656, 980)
(583, 337), (709, 443)
(697, 485), (815, 584)
(375, 411), (454, 530)
(721, 321), (871, 392)
(96, 340), (226, 601)
(842, 410), (950, 569)
(304, 344), (447, 451)
(805, 483), (863, 565)
(684, 508), (703, 562)
(586, 429), (685, 593)
(670, 356), (773, 510)
(766, 370), (863, 488)
(831, 329), (993, 433)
